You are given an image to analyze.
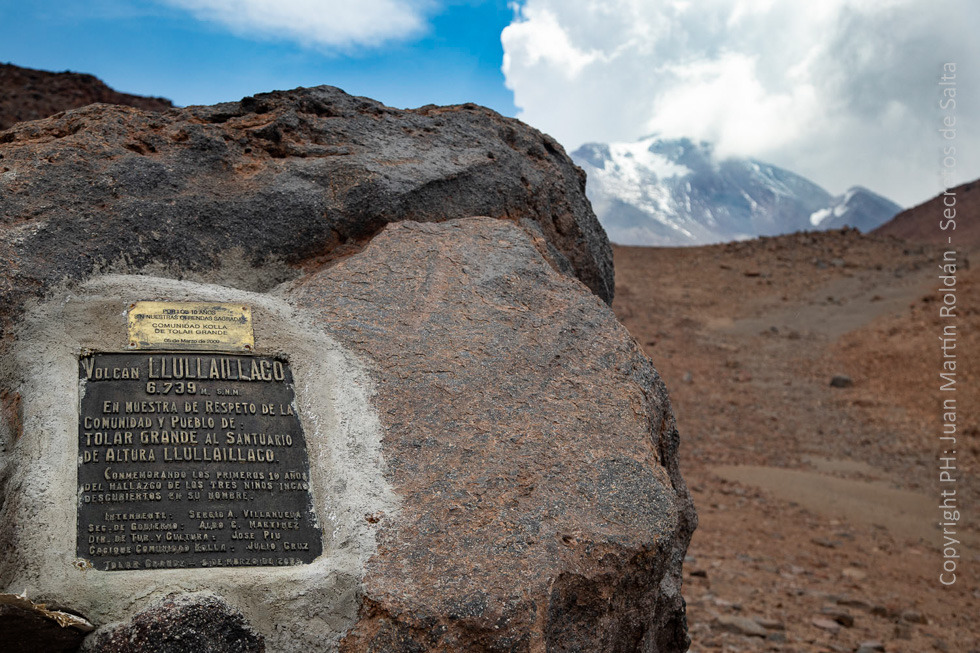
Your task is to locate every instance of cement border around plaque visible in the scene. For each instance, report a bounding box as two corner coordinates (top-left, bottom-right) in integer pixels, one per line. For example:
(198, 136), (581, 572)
(0, 274), (398, 651)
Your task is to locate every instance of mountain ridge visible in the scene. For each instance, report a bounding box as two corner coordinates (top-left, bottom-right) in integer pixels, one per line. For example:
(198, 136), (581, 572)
(0, 62), (173, 131)
(874, 178), (980, 251)
(573, 136), (902, 247)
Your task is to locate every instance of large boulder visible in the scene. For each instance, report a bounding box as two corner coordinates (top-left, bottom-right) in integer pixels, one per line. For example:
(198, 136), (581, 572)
(290, 218), (695, 651)
(0, 84), (613, 347)
(0, 90), (693, 651)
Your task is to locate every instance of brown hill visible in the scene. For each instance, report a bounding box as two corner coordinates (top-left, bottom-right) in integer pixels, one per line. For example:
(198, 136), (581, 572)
(613, 229), (978, 651)
(875, 178), (980, 251)
(0, 62), (173, 130)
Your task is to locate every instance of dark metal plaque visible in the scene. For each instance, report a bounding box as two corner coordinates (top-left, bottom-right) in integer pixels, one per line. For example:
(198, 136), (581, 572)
(77, 352), (322, 571)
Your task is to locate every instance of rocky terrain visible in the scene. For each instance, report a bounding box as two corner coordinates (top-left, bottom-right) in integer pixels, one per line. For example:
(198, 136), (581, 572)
(0, 63), (172, 131)
(613, 226), (978, 652)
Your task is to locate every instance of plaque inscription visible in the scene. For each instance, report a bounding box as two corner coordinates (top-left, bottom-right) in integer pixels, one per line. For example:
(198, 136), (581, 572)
(77, 352), (322, 571)
(127, 302), (254, 352)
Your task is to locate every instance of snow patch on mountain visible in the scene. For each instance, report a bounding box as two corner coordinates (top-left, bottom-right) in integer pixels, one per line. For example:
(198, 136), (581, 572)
(809, 207), (833, 227)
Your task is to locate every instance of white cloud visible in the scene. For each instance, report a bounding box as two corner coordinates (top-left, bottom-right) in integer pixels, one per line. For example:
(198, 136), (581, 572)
(160, 0), (433, 49)
(501, 6), (599, 78)
(502, 0), (980, 206)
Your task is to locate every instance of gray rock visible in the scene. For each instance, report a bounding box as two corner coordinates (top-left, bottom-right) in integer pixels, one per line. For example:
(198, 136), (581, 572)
(856, 642), (885, 653)
(712, 614), (768, 638)
(754, 617), (785, 630)
(820, 605), (855, 627)
(811, 617), (841, 633)
(0, 85), (613, 346)
(900, 609), (928, 624)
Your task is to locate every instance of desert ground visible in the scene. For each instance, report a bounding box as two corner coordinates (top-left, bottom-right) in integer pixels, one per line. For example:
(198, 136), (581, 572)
(612, 229), (978, 652)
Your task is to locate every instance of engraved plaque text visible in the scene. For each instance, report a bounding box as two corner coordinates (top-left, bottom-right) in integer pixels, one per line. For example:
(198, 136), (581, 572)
(77, 352), (321, 571)
(127, 302), (254, 352)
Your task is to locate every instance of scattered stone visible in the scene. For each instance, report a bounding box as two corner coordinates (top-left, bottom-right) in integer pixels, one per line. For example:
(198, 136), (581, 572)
(713, 614), (768, 638)
(820, 605), (855, 627)
(812, 537), (841, 548)
(893, 622), (913, 639)
(689, 569), (708, 578)
(871, 605), (899, 619)
(836, 596), (871, 611)
(841, 567), (868, 582)
(811, 617), (841, 633)
(754, 617), (786, 630)
(930, 636), (950, 652)
(855, 642), (885, 653)
(682, 371), (693, 383)
(830, 375), (854, 388)
(901, 609), (928, 624)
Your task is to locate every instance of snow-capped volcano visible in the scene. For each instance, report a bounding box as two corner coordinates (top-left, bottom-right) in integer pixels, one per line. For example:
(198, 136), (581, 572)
(572, 136), (901, 246)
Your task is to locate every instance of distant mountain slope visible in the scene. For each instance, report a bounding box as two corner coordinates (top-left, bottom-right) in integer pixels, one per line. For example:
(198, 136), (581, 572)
(572, 136), (902, 246)
(874, 179), (980, 251)
(0, 63), (172, 131)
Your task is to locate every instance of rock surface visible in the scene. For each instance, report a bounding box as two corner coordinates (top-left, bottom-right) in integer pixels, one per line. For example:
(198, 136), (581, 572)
(0, 592), (93, 653)
(0, 84), (613, 350)
(0, 88), (690, 650)
(0, 63), (173, 131)
(288, 218), (695, 651)
(89, 593), (265, 652)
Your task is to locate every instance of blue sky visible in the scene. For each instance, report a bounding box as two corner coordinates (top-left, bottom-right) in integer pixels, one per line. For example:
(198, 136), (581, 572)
(0, 0), (517, 114)
(1, 1), (977, 207)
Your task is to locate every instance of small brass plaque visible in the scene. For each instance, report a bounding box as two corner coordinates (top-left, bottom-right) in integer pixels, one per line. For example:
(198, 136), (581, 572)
(128, 302), (254, 352)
